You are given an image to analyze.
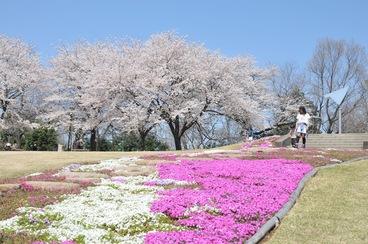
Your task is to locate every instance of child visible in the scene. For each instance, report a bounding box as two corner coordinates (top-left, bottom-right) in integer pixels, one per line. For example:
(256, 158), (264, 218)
(289, 124), (297, 148)
(296, 106), (311, 148)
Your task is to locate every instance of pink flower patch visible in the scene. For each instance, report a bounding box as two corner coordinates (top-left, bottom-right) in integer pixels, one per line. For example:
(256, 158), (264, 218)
(158, 153), (177, 161)
(242, 142), (252, 149)
(111, 176), (125, 184)
(259, 141), (272, 148)
(60, 241), (77, 244)
(146, 159), (312, 243)
(20, 181), (34, 192)
(242, 136), (279, 150)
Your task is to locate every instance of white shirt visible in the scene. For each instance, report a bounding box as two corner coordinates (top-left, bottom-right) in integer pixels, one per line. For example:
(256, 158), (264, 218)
(296, 113), (311, 125)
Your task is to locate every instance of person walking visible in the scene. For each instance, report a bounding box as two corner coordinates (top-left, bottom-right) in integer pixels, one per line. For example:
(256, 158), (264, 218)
(295, 106), (311, 148)
(289, 123), (298, 148)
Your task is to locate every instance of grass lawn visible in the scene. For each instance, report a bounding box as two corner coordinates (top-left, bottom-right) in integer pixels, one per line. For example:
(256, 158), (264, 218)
(0, 151), (148, 179)
(211, 142), (243, 150)
(267, 160), (368, 244)
(0, 149), (205, 179)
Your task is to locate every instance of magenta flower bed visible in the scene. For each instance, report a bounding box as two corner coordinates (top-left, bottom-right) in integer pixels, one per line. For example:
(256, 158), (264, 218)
(146, 159), (312, 243)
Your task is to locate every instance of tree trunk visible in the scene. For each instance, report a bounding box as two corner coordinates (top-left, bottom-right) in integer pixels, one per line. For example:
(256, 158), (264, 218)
(90, 128), (97, 151)
(167, 116), (183, 150)
(327, 122), (334, 134)
(173, 134), (182, 150)
(138, 128), (150, 151)
(14, 131), (22, 149)
(67, 125), (73, 151)
(138, 125), (156, 151)
(139, 132), (147, 151)
(0, 105), (6, 120)
(166, 115), (198, 150)
(0, 100), (8, 120)
(96, 128), (100, 151)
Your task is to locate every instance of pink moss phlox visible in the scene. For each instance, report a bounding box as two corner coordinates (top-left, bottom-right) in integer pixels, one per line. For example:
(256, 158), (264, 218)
(259, 141), (272, 148)
(20, 181), (34, 192)
(60, 241), (77, 244)
(111, 176), (125, 184)
(28, 194), (53, 207)
(242, 142), (252, 149)
(242, 136), (279, 150)
(146, 158), (312, 243)
(144, 181), (157, 186)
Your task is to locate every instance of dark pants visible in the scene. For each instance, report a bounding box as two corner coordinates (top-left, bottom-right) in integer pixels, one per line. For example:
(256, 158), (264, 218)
(291, 138), (298, 148)
(296, 134), (306, 148)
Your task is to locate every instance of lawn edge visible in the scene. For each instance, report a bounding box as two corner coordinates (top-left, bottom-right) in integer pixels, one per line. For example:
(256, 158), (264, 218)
(245, 156), (368, 244)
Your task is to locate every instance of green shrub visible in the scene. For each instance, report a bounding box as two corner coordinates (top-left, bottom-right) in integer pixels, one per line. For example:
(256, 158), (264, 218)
(113, 133), (169, 151)
(83, 132), (169, 151)
(24, 127), (58, 151)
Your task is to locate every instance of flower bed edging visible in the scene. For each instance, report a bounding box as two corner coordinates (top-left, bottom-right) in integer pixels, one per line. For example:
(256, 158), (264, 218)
(245, 168), (317, 244)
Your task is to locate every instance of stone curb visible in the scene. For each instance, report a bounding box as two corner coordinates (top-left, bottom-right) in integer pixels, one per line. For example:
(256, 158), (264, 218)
(245, 156), (368, 244)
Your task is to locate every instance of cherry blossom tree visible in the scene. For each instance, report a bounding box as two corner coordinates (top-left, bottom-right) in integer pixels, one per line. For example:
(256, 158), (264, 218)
(47, 42), (119, 151)
(98, 41), (162, 150)
(121, 33), (275, 150)
(0, 35), (43, 146)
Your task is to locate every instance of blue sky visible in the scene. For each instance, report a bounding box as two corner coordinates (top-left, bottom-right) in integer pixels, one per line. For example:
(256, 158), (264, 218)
(1, 0), (367, 66)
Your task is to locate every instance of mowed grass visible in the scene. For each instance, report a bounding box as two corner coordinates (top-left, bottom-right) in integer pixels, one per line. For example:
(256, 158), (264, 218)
(0, 151), (150, 179)
(212, 143), (243, 150)
(267, 160), (368, 244)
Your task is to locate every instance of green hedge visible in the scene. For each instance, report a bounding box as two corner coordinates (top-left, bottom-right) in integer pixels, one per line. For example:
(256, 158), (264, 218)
(25, 127), (58, 151)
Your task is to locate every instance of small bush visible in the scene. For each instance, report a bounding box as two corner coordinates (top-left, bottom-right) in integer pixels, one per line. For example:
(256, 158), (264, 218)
(113, 133), (169, 151)
(24, 127), (58, 151)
